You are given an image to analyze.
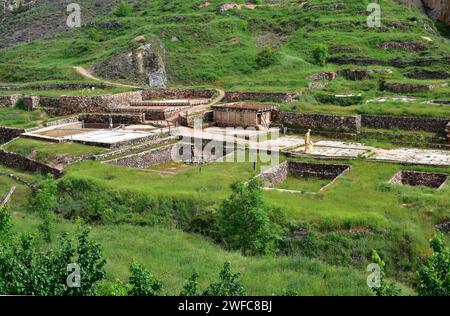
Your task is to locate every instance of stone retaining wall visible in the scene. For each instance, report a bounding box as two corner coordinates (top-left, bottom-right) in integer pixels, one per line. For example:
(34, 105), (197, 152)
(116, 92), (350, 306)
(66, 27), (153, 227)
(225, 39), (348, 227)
(224, 91), (298, 103)
(279, 112), (361, 133)
(0, 127), (25, 144)
(390, 170), (449, 189)
(288, 161), (351, 180)
(384, 82), (447, 93)
(0, 150), (62, 177)
(0, 94), (21, 107)
(106, 145), (173, 169)
(362, 115), (450, 133)
(142, 88), (216, 100)
(39, 91), (143, 115)
(78, 113), (144, 125)
(256, 161), (288, 188)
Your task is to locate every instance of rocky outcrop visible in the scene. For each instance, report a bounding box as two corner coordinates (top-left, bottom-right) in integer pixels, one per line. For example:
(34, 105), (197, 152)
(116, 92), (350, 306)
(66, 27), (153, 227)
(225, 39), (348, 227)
(92, 37), (167, 88)
(396, 0), (450, 26)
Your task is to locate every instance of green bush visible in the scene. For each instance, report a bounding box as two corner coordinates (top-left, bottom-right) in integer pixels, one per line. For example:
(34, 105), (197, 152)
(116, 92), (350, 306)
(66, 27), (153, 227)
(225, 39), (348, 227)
(113, 2), (132, 17)
(255, 48), (279, 69)
(217, 179), (283, 256)
(128, 263), (163, 296)
(203, 262), (246, 296)
(417, 233), (450, 296)
(313, 44), (328, 66)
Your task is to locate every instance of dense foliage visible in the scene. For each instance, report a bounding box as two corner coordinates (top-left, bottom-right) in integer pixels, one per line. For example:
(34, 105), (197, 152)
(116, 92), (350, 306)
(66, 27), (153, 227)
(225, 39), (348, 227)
(217, 179), (283, 256)
(417, 234), (450, 296)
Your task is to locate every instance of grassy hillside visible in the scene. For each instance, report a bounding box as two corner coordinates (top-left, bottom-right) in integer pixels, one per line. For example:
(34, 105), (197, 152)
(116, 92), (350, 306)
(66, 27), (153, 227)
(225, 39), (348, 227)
(0, 0), (449, 91)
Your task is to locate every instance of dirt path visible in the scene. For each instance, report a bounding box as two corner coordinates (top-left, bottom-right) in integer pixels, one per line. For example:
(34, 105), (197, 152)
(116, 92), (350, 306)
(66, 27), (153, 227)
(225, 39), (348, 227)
(73, 66), (142, 89)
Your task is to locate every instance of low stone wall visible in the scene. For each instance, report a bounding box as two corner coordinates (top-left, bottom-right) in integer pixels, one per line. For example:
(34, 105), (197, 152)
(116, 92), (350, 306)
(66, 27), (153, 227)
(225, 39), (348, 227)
(142, 88), (215, 100)
(256, 161), (288, 188)
(384, 82), (447, 93)
(224, 91), (298, 103)
(0, 150), (62, 177)
(279, 112), (361, 133)
(390, 170), (449, 189)
(362, 115), (450, 133)
(0, 127), (25, 144)
(288, 161), (351, 180)
(0, 94), (21, 107)
(43, 116), (80, 128)
(78, 113), (144, 125)
(106, 145), (173, 168)
(39, 91), (143, 115)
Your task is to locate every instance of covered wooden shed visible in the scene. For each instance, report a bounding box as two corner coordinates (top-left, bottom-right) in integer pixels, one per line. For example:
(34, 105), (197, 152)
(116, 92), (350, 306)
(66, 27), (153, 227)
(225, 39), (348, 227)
(212, 103), (278, 129)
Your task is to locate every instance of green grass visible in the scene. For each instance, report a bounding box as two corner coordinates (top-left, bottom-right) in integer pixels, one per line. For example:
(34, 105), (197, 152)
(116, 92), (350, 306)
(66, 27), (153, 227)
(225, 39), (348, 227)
(3, 137), (108, 164)
(9, 208), (377, 296)
(0, 0), (449, 118)
(274, 174), (330, 193)
(0, 107), (55, 129)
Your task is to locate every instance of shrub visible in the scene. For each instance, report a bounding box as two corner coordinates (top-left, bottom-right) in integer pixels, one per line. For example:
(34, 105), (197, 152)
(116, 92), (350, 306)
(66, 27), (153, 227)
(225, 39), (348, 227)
(255, 48), (279, 69)
(128, 263), (163, 296)
(217, 179), (283, 256)
(417, 233), (450, 296)
(203, 262), (246, 296)
(180, 272), (200, 296)
(370, 250), (401, 296)
(0, 216), (106, 296)
(313, 44), (328, 66)
(113, 2), (132, 17)
(35, 176), (57, 242)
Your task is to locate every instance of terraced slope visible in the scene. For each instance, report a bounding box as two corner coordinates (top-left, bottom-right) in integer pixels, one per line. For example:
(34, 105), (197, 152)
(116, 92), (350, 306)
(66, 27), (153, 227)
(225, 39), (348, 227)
(0, 0), (449, 94)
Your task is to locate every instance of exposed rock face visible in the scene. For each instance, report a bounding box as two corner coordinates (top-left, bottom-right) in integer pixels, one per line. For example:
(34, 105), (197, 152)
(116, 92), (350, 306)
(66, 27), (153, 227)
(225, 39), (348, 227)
(92, 38), (167, 88)
(396, 0), (450, 26)
(422, 0), (450, 25)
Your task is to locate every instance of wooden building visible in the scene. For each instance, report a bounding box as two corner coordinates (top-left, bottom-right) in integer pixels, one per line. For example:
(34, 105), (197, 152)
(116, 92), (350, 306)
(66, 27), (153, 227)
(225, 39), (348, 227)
(212, 103), (278, 129)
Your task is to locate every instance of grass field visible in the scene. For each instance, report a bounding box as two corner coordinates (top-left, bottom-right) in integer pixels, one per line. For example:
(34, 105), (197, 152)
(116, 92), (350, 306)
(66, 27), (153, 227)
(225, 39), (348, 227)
(3, 137), (108, 164)
(0, 107), (56, 129)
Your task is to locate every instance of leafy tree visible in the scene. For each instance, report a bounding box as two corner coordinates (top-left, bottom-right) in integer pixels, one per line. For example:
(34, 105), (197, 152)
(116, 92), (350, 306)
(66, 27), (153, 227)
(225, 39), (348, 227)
(203, 262), (246, 296)
(417, 233), (449, 296)
(370, 250), (401, 296)
(180, 272), (200, 296)
(34, 176), (57, 242)
(313, 44), (328, 66)
(114, 2), (132, 17)
(128, 263), (163, 296)
(0, 210), (106, 296)
(217, 179), (282, 256)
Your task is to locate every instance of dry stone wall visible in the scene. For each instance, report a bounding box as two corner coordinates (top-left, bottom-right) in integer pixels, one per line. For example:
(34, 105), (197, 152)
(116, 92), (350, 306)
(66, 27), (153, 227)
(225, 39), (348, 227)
(224, 91), (298, 103)
(288, 161), (351, 180)
(279, 112), (361, 133)
(142, 88), (215, 100)
(0, 94), (21, 107)
(256, 161), (288, 188)
(39, 91), (143, 115)
(0, 127), (25, 144)
(0, 149), (62, 177)
(390, 170), (449, 189)
(362, 115), (450, 133)
(79, 113), (144, 125)
(106, 145), (173, 168)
